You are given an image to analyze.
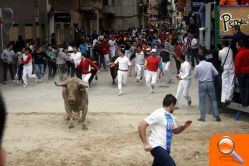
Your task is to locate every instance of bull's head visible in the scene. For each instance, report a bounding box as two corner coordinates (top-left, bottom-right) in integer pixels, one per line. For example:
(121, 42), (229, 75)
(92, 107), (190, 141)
(55, 79), (86, 106)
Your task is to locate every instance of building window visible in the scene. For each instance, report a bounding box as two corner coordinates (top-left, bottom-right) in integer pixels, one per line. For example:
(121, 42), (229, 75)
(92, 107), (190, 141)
(40, 24), (46, 44)
(8, 25), (19, 42)
(25, 25), (33, 40)
(64, 24), (70, 43)
(103, 0), (113, 6)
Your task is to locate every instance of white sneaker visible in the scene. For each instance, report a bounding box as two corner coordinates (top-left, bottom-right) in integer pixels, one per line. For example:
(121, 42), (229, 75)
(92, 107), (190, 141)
(118, 92), (123, 96)
(38, 79), (42, 82)
(23, 85), (28, 88)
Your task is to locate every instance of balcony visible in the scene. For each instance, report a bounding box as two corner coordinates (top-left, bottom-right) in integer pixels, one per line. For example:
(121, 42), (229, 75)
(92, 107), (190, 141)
(102, 0), (115, 14)
(80, 0), (102, 11)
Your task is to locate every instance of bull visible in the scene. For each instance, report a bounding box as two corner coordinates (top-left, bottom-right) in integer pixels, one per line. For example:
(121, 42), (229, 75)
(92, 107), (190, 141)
(109, 55), (119, 85)
(55, 77), (88, 130)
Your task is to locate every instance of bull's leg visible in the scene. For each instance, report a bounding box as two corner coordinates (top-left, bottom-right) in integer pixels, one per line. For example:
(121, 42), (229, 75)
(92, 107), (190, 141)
(81, 107), (88, 130)
(69, 111), (74, 129)
(64, 102), (70, 121)
(78, 111), (82, 123)
(66, 112), (70, 121)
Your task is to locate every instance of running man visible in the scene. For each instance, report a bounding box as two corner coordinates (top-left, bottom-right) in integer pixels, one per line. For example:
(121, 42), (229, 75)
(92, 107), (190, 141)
(145, 49), (163, 94)
(138, 94), (192, 166)
(109, 50), (132, 96)
(175, 54), (192, 108)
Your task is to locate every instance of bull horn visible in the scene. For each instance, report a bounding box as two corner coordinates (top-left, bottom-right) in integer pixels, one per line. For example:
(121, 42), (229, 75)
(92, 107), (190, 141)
(54, 81), (67, 87)
(79, 81), (87, 88)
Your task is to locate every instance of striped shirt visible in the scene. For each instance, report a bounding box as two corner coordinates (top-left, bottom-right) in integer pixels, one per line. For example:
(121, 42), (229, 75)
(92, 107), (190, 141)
(145, 108), (177, 151)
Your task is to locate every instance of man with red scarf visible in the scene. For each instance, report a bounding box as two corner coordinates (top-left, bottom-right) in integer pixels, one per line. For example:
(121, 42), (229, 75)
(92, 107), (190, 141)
(21, 48), (37, 87)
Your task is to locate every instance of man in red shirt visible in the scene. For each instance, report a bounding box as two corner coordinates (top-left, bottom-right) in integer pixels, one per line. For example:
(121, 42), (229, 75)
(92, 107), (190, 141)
(77, 53), (99, 87)
(235, 40), (249, 106)
(21, 48), (37, 87)
(102, 38), (110, 70)
(145, 49), (163, 94)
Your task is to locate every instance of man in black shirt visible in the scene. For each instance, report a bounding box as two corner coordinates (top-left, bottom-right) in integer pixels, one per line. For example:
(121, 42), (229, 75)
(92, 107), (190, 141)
(231, 25), (249, 55)
(204, 45), (222, 107)
(160, 45), (174, 83)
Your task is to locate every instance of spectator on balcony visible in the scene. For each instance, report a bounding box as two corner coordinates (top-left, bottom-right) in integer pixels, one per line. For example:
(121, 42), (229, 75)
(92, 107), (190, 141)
(231, 25), (249, 55)
(219, 41), (234, 105)
(219, 0), (238, 5)
(235, 40), (249, 106)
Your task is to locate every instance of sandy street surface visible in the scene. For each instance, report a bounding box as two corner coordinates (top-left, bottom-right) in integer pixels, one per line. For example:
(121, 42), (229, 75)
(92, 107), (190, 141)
(1, 60), (249, 166)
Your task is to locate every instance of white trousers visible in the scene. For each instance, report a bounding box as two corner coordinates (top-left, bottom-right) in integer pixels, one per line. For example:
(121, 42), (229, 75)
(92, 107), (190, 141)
(135, 64), (144, 80)
(162, 62), (171, 82)
(176, 79), (191, 106)
(145, 70), (158, 91)
(110, 49), (116, 58)
(125, 50), (129, 57)
(221, 69), (235, 103)
(104, 54), (110, 64)
(22, 65), (36, 86)
(117, 70), (128, 93)
(82, 73), (92, 87)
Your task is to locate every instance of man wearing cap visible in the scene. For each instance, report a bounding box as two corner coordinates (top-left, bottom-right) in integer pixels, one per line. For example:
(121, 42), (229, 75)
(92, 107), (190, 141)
(145, 49), (164, 94)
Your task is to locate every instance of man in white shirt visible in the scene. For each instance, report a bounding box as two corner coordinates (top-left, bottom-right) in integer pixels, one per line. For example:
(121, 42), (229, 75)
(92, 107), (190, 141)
(110, 50), (132, 96)
(92, 37), (99, 48)
(190, 34), (199, 68)
(69, 46), (82, 79)
(218, 41), (234, 104)
(134, 46), (145, 82)
(138, 94), (192, 166)
(21, 48), (37, 87)
(175, 54), (192, 107)
(108, 36), (117, 58)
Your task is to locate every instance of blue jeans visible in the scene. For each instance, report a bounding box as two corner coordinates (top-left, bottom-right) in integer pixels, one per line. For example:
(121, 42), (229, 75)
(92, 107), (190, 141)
(199, 81), (219, 119)
(35, 64), (44, 79)
(151, 146), (176, 166)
